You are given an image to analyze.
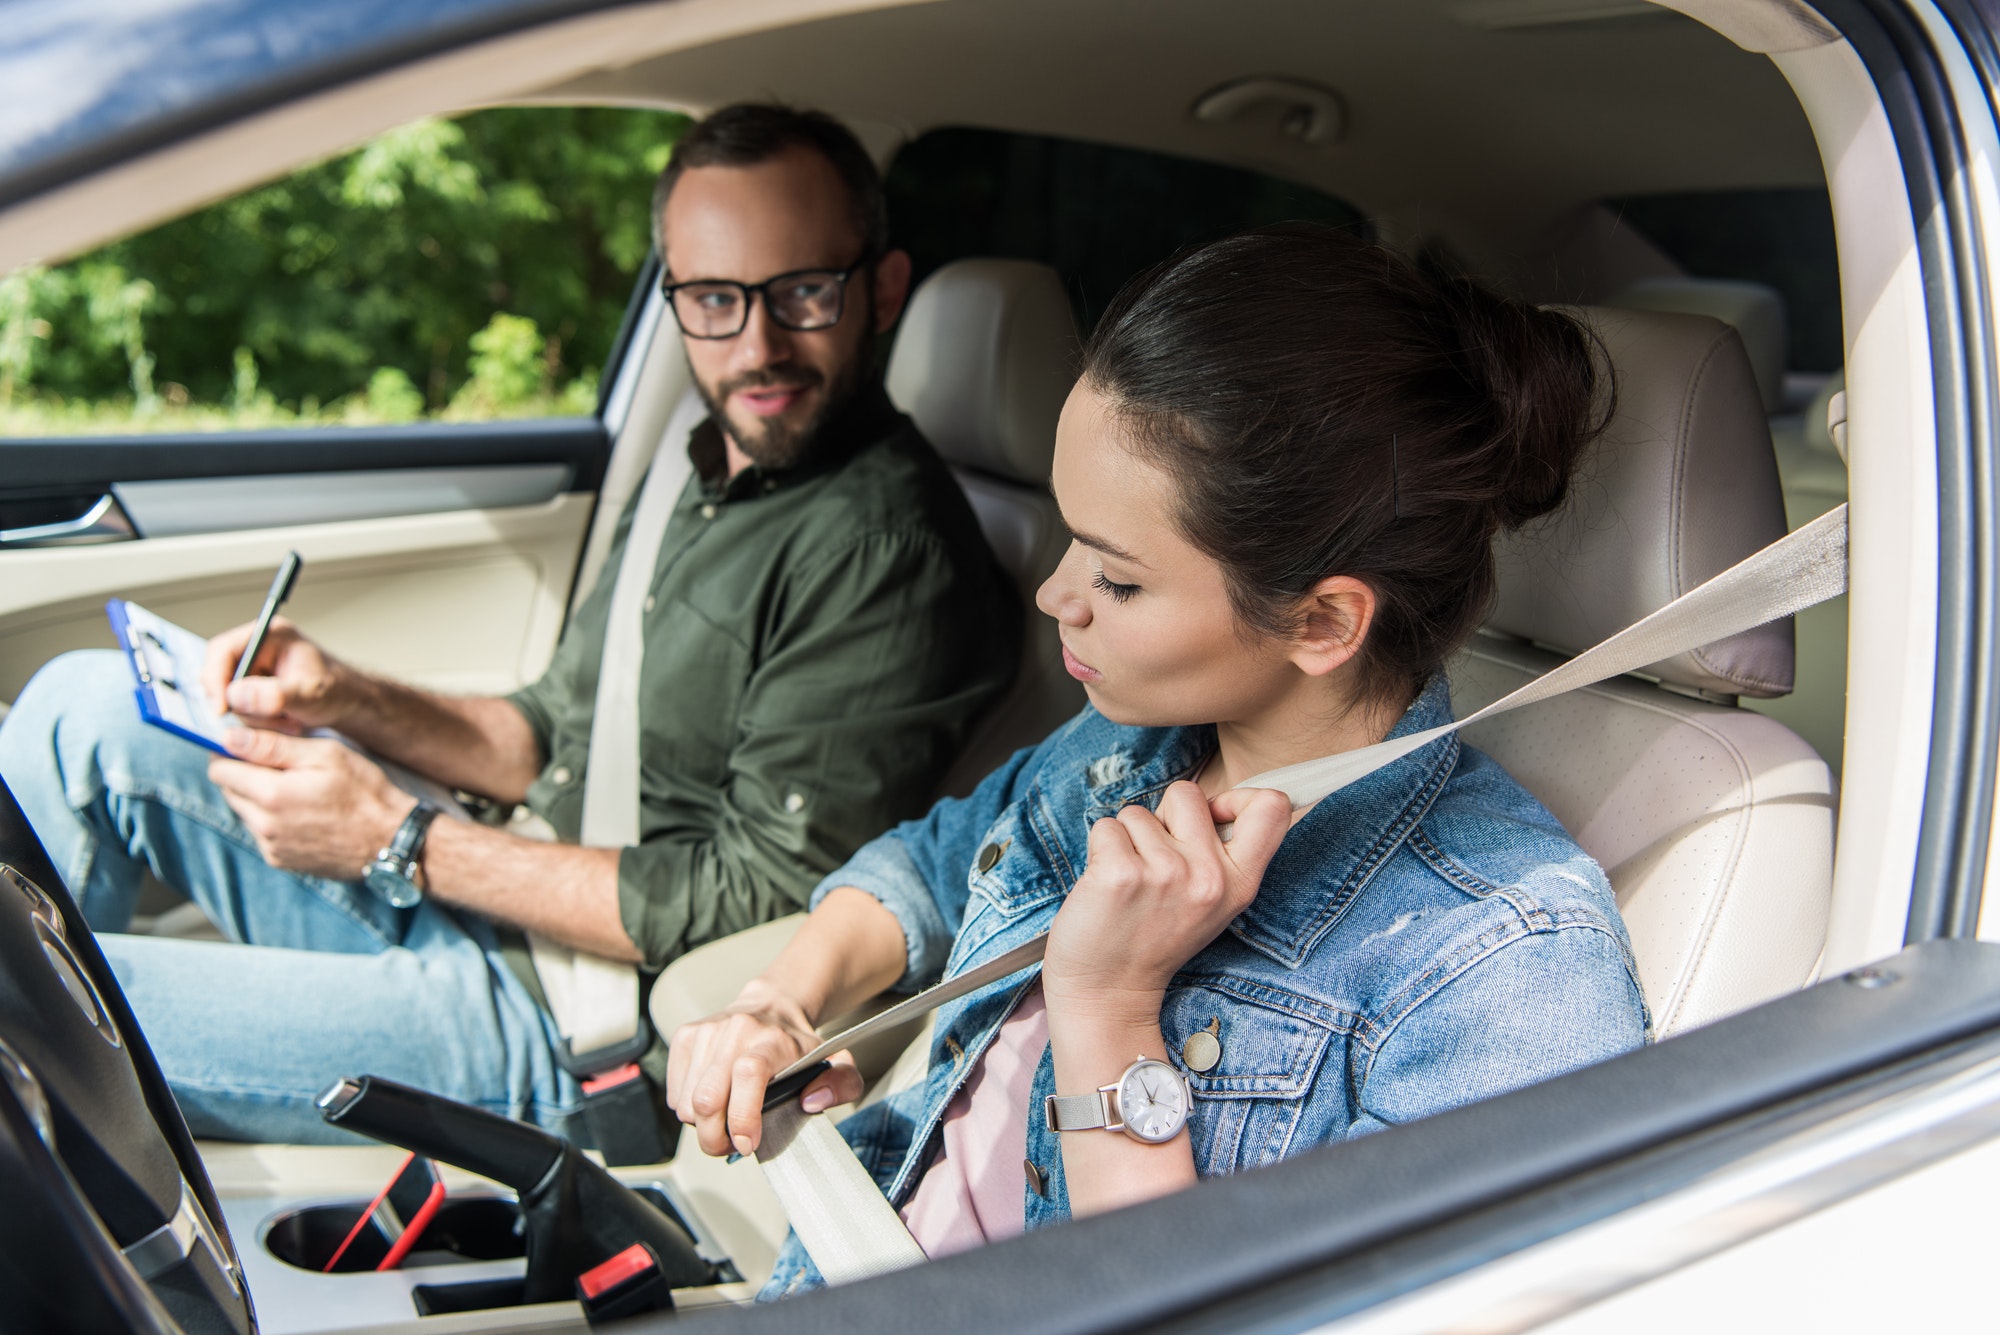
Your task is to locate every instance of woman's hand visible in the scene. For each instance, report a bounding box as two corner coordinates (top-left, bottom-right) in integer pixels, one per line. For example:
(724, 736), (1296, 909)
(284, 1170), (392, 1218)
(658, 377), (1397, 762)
(665, 980), (864, 1158)
(1042, 781), (1292, 1025)
(202, 617), (353, 733)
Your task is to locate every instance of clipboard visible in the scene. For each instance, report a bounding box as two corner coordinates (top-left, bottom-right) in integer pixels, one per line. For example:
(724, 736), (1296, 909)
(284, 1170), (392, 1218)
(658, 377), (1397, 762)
(107, 599), (232, 755)
(105, 598), (468, 816)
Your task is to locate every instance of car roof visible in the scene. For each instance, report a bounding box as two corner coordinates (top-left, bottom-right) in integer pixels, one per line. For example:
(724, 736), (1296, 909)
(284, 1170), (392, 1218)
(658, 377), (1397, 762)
(0, 0), (1821, 266)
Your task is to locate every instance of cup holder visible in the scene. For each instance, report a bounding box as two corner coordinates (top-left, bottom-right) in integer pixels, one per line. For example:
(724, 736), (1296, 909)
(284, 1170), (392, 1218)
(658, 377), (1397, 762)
(264, 1197), (526, 1273)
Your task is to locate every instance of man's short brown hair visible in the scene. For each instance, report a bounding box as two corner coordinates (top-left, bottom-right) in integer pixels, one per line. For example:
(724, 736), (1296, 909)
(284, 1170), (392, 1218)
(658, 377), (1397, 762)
(651, 104), (888, 265)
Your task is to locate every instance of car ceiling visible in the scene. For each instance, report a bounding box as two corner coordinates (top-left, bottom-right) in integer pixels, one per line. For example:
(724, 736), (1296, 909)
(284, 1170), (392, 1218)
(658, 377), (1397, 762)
(530, 0), (1823, 243)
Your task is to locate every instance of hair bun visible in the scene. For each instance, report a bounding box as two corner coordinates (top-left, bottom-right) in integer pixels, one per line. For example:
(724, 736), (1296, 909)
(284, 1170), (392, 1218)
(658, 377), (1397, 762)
(1434, 274), (1608, 530)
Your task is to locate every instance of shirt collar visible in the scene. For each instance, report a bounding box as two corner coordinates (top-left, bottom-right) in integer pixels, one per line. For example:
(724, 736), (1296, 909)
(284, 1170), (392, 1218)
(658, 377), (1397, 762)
(1228, 675), (1460, 968)
(688, 379), (903, 500)
(1074, 677), (1460, 970)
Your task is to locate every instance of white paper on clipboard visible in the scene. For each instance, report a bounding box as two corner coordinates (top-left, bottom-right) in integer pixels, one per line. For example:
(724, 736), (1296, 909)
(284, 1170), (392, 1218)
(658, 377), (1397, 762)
(106, 599), (467, 818)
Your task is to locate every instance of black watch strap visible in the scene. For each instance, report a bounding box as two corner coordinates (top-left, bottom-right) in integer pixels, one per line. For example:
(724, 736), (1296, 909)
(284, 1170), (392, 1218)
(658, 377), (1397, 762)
(385, 801), (440, 873)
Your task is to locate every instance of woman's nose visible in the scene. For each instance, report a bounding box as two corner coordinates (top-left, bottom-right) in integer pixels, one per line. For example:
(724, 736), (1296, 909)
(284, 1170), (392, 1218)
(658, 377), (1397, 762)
(1035, 546), (1092, 626)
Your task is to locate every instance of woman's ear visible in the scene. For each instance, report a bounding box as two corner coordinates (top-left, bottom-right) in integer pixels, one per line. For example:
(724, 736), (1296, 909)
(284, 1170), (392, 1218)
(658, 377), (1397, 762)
(1288, 576), (1376, 678)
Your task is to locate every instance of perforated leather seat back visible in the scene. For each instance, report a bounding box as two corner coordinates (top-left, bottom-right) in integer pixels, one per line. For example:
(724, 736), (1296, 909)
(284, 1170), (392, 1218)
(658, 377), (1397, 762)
(1460, 307), (1835, 1035)
(886, 259), (1086, 795)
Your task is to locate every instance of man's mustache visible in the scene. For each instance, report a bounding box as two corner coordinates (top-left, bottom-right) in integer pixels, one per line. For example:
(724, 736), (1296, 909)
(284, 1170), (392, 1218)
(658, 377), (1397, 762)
(716, 368), (823, 399)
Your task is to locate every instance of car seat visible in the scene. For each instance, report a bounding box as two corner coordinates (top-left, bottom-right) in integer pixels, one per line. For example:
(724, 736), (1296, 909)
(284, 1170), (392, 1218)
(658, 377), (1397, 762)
(885, 257), (1087, 796)
(1454, 306), (1837, 1036)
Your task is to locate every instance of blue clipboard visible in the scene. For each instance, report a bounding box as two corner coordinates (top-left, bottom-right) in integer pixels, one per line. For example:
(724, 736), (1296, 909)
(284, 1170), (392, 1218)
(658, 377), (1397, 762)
(106, 599), (232, 756)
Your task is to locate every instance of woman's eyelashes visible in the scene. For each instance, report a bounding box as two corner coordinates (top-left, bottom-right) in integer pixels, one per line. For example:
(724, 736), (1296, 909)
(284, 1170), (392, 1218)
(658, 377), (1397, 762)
(1091, 568), (1141, 603)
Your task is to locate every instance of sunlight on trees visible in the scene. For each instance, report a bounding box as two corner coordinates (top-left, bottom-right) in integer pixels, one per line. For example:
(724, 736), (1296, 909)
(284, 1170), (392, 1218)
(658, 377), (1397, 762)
(0, 106), (686, 436)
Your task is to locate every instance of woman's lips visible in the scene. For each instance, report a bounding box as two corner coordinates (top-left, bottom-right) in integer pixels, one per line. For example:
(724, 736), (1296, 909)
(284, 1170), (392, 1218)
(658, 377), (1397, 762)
(1061, 641), (1102, 683)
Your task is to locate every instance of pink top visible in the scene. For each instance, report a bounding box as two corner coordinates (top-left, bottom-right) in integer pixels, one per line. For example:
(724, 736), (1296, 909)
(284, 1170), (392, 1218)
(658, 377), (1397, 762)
(899, 983), (1049, 1258)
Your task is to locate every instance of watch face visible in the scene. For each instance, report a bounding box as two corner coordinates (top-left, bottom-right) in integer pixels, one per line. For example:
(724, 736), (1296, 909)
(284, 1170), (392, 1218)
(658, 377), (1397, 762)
(1116, 1060), (1189, 1144)
(365, 866), (422, 909)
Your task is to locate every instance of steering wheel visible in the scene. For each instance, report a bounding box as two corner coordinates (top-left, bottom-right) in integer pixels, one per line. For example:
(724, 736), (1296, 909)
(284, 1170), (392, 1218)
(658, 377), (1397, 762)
(0, 778), (254, 1334)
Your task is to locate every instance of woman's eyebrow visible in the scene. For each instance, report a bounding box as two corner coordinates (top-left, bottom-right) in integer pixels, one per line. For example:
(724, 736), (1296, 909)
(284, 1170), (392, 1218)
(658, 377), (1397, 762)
(1064, 523), (1148, 568)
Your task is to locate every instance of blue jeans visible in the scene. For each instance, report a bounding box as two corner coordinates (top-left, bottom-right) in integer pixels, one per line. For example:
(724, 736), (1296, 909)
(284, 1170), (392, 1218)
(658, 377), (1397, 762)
(0, 650), (582, 1144)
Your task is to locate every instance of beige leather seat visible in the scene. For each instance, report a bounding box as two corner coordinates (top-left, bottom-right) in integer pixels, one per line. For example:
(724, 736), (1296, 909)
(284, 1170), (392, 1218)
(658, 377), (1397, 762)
(1454, 306), (1837, 1037)
(884, 257), (1087, 794)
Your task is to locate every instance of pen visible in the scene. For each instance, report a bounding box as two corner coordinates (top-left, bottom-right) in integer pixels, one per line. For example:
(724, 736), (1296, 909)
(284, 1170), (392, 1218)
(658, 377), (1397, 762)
(233, 551), (304, 683)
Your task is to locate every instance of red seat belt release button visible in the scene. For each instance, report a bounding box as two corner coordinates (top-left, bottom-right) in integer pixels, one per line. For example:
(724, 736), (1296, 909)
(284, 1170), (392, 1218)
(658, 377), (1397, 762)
(577, 1241), (674, 1323)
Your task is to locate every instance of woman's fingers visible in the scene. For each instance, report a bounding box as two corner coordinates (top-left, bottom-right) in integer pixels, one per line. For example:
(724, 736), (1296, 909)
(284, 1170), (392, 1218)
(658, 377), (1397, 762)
(799, 1052), (866, 1114)
(1208, 787), (1293, 874)
(725, 1053), (772, 1155)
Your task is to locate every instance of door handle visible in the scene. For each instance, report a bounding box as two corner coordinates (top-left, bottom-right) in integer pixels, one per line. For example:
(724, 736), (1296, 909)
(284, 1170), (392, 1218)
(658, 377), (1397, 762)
(0, 493), (136, 547)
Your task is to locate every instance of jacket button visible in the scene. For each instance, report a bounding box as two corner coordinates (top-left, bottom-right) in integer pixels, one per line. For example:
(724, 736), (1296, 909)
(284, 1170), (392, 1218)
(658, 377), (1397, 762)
(976, 842), (1003, 873)
(1023, 1159), (1047, 1197)
(1182, 1019), (1222, 1073)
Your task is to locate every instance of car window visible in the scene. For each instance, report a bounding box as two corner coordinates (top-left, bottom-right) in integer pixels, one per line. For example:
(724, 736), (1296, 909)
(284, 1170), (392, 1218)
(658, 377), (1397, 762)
(0, 107), (688, 436)
(886, 126), (1365, 332)
(1606, 187), (1842, 374)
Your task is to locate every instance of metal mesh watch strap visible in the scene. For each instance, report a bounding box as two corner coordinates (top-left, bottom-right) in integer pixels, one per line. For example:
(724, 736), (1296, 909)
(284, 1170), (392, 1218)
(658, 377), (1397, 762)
(1045, 1091), (1111, 1132)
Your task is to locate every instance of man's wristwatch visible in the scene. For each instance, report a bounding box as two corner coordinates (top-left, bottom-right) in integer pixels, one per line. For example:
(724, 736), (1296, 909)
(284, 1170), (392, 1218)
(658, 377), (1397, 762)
(363, 801), (440, 909)
(1044, 1056), (1192, 1144)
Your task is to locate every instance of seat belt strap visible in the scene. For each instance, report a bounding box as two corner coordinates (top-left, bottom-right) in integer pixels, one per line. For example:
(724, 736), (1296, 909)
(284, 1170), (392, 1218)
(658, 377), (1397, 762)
(530, 393), (704, 1067)
(755, 502), (1850, 1284)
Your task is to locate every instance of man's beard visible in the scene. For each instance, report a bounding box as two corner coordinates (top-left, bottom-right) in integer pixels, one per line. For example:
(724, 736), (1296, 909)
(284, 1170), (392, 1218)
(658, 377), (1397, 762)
(697, 350), (868, 472)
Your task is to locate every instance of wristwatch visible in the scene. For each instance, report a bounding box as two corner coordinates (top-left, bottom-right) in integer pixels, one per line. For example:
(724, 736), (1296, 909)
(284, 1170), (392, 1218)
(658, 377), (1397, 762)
(363, 801), (440, 909)
(1044, 1056), (1192, 1144)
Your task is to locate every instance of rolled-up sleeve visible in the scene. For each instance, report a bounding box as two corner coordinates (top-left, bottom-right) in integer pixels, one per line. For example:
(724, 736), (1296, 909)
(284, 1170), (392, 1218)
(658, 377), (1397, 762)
(615, 528), (1018, 967)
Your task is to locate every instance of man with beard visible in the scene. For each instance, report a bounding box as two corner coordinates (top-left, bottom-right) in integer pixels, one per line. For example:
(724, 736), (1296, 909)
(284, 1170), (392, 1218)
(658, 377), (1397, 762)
(0, 105), (1021, 1147)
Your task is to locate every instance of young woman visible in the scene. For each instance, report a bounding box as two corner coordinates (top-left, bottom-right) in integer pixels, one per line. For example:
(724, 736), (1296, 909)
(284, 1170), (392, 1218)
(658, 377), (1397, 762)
(666, 224), (1650, 1296)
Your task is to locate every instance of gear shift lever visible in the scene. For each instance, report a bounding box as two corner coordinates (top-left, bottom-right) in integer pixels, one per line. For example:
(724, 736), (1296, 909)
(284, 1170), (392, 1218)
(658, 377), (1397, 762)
(319, 1075), (715, 1305)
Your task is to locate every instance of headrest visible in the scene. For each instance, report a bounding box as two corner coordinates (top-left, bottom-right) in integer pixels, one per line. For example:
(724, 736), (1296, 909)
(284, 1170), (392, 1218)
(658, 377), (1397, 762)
(1489, 306), (1795, 698)
(1606, 277), (1789, 412)
(887, 259), (1080, 484)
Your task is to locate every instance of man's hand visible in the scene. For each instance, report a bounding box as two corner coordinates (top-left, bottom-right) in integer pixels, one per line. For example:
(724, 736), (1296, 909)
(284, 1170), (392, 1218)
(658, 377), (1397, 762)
(208, 729), (410, 879)
(202, 617), (352, 734)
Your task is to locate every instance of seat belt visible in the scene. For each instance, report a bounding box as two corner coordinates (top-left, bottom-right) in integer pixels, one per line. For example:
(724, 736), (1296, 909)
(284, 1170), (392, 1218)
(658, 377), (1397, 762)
(754, 501), (1851, 1285)
(528, 391), (704, 1162)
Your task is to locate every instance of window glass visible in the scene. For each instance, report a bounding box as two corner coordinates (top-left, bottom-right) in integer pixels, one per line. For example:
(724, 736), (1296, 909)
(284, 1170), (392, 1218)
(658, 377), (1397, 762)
(0, 107), (689, 435)
(885, 127), (1365, 333)
(1607, 188), (1841, 372)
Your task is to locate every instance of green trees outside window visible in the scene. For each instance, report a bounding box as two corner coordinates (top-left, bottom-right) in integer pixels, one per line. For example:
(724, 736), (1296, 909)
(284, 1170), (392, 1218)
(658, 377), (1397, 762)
(0, 107), (689, 435)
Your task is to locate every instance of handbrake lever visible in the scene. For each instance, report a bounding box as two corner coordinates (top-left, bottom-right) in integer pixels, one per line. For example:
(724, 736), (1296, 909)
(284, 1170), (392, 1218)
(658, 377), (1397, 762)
(318, 1075), (715, 1307)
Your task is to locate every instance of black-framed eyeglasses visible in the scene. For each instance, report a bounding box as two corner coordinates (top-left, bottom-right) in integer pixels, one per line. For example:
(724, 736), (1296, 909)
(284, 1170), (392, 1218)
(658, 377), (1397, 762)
(660, 255), (873, 339)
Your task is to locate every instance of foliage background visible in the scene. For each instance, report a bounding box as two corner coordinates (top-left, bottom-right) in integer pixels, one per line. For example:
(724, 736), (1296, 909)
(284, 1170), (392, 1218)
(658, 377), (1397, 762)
(0, 107), (689, 433)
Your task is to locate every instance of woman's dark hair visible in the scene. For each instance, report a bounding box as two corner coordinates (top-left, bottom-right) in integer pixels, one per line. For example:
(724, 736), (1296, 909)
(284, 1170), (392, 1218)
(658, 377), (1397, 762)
(651, 104), (888, 261)
(1081, 224), (1609, 706)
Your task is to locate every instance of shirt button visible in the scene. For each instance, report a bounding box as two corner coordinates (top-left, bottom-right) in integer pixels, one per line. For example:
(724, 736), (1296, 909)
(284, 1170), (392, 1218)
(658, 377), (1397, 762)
(785, 792), (806, 813)
(643, 595), (656, 614)
(1024, 1159), (1047, 1197)
(763, 478), (777, 493)
(700, 503), (717, 519)
(551, 766), (573, 785)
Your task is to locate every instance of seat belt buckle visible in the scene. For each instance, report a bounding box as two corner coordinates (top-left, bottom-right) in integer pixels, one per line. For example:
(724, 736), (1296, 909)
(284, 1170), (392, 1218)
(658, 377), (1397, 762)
(577, 1241), (675, 1324)
(573, 1061), (672, 1167)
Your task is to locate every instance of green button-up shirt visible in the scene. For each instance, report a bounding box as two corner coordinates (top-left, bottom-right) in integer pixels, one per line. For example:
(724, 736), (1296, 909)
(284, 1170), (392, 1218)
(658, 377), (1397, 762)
(507, 385), (1021, 968)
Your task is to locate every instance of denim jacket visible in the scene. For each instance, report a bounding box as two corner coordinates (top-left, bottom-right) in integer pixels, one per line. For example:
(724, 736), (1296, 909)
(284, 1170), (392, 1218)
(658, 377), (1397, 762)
(761, 676), (1649, 1299)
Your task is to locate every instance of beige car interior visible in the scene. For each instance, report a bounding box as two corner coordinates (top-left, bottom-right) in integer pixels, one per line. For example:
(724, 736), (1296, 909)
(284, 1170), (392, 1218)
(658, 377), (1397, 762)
(0, 0), (1948, 1325)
